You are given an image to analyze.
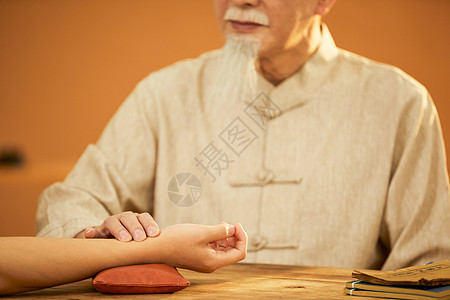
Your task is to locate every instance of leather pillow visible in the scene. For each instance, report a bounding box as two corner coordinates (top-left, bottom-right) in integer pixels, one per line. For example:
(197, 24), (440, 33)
(92, 264), (190, 294)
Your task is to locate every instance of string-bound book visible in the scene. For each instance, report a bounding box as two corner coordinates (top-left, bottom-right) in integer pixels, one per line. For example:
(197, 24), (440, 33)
(344, 260), (450, 299)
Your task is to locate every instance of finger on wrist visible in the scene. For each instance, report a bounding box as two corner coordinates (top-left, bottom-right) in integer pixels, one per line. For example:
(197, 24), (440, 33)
(137, 213), (160, 237)
(118, 230), (132, 241)
(132, 229), (146, 241)
(85, 227), (96, 238)
(145, 225), (159, 237)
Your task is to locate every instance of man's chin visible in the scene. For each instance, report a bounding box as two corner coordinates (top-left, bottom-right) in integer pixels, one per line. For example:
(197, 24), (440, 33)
(226, 32), (261, 45)
(206, 35), (260, 105)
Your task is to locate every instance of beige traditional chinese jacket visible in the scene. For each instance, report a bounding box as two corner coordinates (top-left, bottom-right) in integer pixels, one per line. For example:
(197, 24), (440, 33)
(37, 26), (450, 270)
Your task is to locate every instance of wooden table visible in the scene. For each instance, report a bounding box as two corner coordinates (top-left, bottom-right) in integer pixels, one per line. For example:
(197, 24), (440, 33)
(3, 263), (382, 299)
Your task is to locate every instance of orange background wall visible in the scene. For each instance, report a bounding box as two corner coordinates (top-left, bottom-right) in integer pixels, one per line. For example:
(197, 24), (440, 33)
(1, 0), (449, 236)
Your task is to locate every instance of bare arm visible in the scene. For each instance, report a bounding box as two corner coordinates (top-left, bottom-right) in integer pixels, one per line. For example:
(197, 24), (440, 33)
(0, 223), (247, 295)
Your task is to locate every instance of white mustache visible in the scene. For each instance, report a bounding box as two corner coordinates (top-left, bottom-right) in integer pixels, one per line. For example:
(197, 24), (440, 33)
(224, 6), (269, 26)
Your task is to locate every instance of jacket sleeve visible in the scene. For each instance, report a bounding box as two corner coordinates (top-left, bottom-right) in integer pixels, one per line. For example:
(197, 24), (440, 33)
(36, 82), (158, 238)
(381, 89), (450, 270)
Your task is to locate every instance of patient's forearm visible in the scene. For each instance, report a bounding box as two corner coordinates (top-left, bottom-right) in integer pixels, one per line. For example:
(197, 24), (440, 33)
(0, 237), (156, 295)
(0, 223), (246, 295)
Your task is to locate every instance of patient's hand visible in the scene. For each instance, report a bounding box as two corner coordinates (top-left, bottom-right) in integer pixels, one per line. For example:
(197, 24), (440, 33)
(156, 223), (248, 273)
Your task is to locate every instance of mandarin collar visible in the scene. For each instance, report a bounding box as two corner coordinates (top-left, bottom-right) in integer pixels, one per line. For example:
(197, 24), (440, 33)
(246, 24), (339, 119)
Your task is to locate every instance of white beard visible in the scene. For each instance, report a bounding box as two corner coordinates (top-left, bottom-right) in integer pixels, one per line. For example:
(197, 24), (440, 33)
(207, 35), (260, 107)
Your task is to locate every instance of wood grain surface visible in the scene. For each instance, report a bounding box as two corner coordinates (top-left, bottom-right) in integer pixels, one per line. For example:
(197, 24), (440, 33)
(2, 263), (382, 299)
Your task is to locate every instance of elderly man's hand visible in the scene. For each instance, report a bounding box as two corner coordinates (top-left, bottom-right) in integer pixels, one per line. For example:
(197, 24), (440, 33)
(156, 223), (248, 273)
(75, 211), (160, 241)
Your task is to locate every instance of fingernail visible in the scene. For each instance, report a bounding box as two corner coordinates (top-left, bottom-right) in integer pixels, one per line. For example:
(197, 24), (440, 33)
(229, 224), (235, 235)
(119, 230), (131, 241)
(85, 228), (94, 237)
(134, 229), (145, 241)
(147, 226), (158, 237)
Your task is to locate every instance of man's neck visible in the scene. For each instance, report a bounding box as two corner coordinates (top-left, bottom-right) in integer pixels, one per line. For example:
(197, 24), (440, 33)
(256, 19), (322, 86)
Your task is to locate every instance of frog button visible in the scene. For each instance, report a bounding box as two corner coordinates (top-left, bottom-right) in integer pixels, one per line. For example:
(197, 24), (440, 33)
(258, 169), (274, 185)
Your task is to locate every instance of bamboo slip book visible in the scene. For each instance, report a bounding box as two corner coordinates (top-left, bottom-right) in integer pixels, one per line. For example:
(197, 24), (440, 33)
(344, 260), (450, 300)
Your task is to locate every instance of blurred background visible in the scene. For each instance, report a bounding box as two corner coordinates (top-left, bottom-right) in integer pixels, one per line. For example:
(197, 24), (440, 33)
(0, 0), (449, 236)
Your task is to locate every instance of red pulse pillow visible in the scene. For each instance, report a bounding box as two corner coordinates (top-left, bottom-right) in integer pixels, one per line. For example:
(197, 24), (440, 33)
(92, 264), (190, 294)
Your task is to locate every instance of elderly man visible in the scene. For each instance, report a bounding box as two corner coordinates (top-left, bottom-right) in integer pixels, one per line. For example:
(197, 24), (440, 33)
(37, 0), (450, 271)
